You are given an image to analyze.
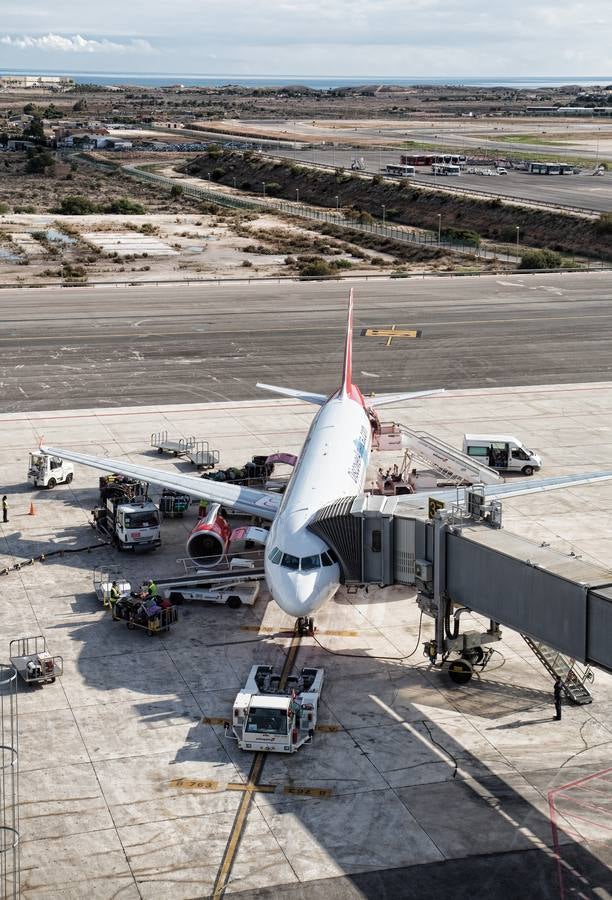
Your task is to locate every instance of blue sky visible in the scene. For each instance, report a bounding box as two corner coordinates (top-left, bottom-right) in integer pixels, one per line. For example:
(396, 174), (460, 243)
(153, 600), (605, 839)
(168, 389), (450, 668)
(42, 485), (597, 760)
(1, 1), (611, 76)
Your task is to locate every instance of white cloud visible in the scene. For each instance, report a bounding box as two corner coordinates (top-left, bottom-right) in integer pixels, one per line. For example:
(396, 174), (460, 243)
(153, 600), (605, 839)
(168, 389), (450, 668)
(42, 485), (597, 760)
(0, 32), (153, 53)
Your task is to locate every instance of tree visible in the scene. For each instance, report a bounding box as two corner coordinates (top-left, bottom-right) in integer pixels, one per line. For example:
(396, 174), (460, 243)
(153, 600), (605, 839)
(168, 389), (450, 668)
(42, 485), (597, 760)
(22, 117), (45, 143)
(170, 184), (184, 198)
(25, 150), (55, 174)
(57, 196), (98, 215)
(519, 249), (562, 270)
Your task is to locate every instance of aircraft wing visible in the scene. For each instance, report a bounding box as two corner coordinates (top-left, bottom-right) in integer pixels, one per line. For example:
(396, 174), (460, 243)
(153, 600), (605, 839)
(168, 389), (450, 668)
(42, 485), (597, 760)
(368, 389), (446, 408)
(395, 470), (612, 511)
(40, 444), (281, 520)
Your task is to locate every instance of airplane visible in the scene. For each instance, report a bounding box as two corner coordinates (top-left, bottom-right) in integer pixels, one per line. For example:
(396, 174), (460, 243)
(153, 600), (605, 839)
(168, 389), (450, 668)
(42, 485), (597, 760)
(42, 289), (612, 633)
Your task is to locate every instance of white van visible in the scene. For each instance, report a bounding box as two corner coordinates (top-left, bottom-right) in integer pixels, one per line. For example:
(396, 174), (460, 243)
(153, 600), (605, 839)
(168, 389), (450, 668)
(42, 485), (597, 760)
(462, 434), (542, 476)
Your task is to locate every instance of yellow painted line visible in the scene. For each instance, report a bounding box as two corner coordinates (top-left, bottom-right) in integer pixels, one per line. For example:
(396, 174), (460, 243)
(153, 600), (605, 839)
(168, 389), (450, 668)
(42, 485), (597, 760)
(240, 625), (277, 634)
(201, 716), (227, 726)
(226, 782), (277, 794)
(283, 786), (333, 799)
(319, 629), (359, 637)
(316, 723), (344, 733)
(170, 777), (219, 790)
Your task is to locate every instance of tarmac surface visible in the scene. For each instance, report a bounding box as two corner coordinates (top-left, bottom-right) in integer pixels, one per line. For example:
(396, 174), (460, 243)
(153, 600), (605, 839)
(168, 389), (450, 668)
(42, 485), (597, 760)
(1, 383), (612, 898)
(2, 272), (612, 413)
(273, 148), (612, 212)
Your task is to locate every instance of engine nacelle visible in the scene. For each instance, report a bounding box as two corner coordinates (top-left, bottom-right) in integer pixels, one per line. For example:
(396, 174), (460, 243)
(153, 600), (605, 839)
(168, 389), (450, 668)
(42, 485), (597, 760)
(186, 506), (231, 566)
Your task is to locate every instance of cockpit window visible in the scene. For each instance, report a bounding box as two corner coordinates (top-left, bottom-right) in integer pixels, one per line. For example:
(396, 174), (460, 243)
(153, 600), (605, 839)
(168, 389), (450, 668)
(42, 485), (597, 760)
(321, 549), (337, 567)
(281, 552), (299, 570)
(268, 546), (282, 564)
(301, 554), (320, 571)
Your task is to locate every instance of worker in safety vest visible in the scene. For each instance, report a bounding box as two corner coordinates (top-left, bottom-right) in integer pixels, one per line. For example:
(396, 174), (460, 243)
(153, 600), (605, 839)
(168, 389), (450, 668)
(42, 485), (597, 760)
(147, 579), (158, 600)
(198, 498), (208, 518)
(108, 581), (121, 609)
(2, 495), (8, 523)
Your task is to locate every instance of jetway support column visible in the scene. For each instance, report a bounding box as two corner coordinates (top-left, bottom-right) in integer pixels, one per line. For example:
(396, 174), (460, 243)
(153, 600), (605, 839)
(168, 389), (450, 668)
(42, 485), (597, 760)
(433, 514), (448, 657)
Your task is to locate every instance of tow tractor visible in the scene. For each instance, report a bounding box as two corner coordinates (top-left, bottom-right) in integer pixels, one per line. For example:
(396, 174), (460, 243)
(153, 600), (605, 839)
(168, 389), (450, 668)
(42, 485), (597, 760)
(10, 636), (63, 686)
(228, 664), (324, 753)
(92, 474), (161, 552)
(28, 451), (73, 489)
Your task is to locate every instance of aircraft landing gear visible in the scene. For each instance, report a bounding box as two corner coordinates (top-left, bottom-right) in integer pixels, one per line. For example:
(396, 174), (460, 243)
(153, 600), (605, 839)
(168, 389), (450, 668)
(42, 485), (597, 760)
(297, 616), (314, 636)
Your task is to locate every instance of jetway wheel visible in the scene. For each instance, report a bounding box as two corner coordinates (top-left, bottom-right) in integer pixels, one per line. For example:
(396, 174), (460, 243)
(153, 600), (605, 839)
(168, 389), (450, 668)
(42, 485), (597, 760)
(448, 658), (473, 684)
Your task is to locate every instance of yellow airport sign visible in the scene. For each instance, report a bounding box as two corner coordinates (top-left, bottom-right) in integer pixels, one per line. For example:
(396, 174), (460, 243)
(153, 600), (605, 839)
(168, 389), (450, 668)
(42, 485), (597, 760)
(428, 498), (445, 519)
(362, 326), (422, 347)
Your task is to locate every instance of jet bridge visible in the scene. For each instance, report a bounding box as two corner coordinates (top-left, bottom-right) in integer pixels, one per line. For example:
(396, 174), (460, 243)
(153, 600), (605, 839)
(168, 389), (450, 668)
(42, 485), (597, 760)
(309, 489), (612, 687)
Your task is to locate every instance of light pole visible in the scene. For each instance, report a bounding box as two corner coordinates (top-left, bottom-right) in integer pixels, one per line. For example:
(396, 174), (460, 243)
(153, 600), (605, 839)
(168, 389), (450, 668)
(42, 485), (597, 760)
(335, 194), (339, 211)
(382, 204), (386, 226)
(232, 176), (236, 189)
(262, 182), (266, 198)
(296, 188), (299, 202)
(207, 171), (211, 181)
(437, 213), (441, 244)
(516, 225), (520, 255)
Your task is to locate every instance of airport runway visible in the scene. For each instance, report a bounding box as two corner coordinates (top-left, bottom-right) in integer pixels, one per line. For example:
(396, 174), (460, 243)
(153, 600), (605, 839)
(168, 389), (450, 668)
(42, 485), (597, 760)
(2, 272), (612, 412)
(276, 148), (611, 212)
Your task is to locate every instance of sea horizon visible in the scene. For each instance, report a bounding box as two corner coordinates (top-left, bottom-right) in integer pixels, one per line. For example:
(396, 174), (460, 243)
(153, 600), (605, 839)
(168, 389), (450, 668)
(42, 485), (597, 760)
(1, 68), (611, 90)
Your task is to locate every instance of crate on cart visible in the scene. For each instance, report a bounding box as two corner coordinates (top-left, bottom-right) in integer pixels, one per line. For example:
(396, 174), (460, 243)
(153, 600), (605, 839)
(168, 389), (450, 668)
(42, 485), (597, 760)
(10, 636), (63, 685)
(159, 490), (191, 518)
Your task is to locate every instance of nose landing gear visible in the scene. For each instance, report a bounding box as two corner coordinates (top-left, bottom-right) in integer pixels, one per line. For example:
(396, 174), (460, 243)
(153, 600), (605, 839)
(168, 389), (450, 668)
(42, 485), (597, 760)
(296, 616), (314, 636)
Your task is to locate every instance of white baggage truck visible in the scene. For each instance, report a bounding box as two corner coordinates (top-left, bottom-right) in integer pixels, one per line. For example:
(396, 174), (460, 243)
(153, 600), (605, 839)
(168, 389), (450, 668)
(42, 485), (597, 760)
(28, 452), (73, 488)
(462, 434), (542, 476)
(229, 664), (324, 753)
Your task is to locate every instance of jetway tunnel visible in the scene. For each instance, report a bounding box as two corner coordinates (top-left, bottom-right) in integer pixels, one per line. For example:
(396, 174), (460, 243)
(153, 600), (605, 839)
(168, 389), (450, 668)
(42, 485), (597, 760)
(309, 490), (612, 679)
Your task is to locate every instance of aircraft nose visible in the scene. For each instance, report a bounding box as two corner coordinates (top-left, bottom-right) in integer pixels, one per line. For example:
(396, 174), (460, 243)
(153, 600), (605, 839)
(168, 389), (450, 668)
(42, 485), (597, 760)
(265, 564), (339, 618)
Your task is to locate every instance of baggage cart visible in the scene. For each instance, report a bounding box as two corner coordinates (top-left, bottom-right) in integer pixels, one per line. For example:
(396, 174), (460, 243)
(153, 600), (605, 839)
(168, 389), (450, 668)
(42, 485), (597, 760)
(10, 636), (63, 685)
(150, 431), (196, 457)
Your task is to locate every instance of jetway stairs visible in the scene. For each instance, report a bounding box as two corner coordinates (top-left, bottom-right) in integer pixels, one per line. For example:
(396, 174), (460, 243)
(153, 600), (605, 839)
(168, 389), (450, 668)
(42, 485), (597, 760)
(521, 635), (594, 704)
(374, 423), (500, 486)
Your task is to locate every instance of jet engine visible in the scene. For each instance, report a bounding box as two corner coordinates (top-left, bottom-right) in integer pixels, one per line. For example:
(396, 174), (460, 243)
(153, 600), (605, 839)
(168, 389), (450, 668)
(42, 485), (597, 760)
(186, 503), (231, 566)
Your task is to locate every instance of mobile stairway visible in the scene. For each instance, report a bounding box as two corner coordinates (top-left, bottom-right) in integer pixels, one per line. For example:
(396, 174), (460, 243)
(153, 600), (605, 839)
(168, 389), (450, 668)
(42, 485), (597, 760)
(374, 423), (501, 486)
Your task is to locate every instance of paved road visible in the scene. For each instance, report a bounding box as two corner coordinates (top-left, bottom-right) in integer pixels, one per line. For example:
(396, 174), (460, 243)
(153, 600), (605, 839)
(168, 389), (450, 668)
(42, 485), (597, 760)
(276, 149), (611, 213)
(1, 272), (612, 412)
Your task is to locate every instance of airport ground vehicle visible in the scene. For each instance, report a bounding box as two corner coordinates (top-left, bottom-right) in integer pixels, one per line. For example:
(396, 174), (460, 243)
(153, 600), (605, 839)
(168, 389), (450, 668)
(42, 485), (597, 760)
(28, 452), (73, 488)
(384, 163), (415, 177)
(112, 594), (177, 634)
(229, 665), (324, 753)
(10, 636), (62, 685)
(432, 163), (461, 176)
(462, 434), (542, 475)
(92, 474), (161, 550)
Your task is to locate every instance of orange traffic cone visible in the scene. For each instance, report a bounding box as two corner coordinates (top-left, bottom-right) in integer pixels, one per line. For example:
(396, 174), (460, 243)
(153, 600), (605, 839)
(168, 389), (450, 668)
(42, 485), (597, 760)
(28, 502), (36, 516)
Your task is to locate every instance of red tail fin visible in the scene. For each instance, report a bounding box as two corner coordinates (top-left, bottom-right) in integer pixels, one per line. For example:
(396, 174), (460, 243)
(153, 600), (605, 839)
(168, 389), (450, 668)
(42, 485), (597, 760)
(340, 288), (354, 396)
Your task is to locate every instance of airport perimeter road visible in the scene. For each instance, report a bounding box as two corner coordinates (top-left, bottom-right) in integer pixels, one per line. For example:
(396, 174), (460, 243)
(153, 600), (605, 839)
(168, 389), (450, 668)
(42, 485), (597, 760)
(277, 149), (611, 212)
(1, 272), (612, 412)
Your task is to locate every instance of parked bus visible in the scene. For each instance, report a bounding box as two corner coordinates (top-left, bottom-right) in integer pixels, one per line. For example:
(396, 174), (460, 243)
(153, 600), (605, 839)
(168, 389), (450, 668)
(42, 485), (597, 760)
(432, 163), (461, 176)
(384, 163), (416, 177)
(434, 154), (467, 166)
(401, 153), (435, 166)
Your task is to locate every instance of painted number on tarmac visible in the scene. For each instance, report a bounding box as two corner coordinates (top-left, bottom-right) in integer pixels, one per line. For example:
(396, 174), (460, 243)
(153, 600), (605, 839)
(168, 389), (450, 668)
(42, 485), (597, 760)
(170, 777), (219, 790)
(283, 786), (333, 798)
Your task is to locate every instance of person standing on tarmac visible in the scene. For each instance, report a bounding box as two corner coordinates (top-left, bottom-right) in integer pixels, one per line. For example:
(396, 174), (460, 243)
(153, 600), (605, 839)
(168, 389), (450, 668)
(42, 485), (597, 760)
(109, 581), (121, 610)
(147, 579), (158, 600)
(2, 495), (8, 523)
(553, 675), (563, 720)
(198, 498), (208, 518)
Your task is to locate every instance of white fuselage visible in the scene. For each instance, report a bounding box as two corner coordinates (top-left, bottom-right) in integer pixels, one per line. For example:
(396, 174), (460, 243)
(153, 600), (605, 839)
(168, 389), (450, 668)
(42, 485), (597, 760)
(265, 393), (372, 617)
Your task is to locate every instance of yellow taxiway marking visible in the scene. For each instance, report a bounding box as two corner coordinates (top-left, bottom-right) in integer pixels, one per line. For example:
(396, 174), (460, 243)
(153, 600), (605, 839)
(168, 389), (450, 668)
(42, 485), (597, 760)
(226, 782), (277, 794)
(362, 326), (421, 347)
(170, 777), (219, 791)
(284, 786), (333, 799)
(240, 626), (358, 637)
